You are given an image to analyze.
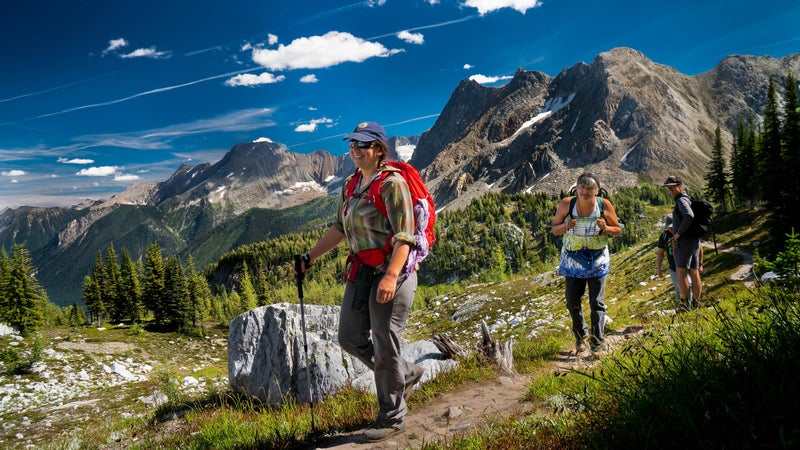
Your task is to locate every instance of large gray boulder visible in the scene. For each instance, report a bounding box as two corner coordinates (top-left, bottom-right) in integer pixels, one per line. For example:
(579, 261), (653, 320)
(228, 303), (458, 403)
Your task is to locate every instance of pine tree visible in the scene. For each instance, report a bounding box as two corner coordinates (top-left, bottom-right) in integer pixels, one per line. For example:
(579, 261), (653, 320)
(781, 73), (800, 240)
(85, 252), (107, 326)
(237, 261), (258, 313)
(731, 118), (758, 208)
(142, 242), (167, 326)
(163, 256), (189, 330)
(704, 126), (729, 212)
(119, 249), (143, 323)
(104, 244), (124, 323)
(758, 77), (785, 237)
(2, 244), (47, 334)
(186, 255), (212, 334)
(0, 248), (9, 320)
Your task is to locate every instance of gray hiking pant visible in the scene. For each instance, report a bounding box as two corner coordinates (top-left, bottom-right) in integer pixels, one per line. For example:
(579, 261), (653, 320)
(565, 275), (607, 346)
(338, 269), (418, 424)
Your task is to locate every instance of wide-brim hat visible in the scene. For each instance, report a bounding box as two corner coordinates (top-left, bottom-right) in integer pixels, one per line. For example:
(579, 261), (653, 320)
(662, 175), (682, 186)
(343, 121), (387, 145)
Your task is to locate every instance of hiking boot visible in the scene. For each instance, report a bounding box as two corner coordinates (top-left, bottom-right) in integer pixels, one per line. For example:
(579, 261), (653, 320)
(404, 365), (424, 401)
(364, 420), (406, 443)
(590, 342), (607, 355)
(575, 335), (586, 354)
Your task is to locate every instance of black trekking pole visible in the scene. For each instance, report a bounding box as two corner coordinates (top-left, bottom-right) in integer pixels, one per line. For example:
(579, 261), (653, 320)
(294, 254), (316, 433)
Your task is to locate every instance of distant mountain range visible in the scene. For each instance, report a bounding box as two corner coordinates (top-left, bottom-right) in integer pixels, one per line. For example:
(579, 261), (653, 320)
(2, 47), (798, 306)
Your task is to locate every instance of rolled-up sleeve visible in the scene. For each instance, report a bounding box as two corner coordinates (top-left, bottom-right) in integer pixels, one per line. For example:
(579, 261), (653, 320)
(381, 173), (416, 246)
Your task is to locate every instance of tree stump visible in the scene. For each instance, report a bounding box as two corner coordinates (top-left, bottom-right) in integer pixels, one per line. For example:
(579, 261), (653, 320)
(431, 320), (516, 375)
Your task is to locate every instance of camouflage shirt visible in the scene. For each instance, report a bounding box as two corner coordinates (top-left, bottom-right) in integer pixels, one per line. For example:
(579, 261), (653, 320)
(334, 166), (416, 258)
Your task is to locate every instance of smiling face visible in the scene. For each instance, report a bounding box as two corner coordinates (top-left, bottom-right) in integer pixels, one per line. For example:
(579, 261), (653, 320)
(349, 140), (384, 172)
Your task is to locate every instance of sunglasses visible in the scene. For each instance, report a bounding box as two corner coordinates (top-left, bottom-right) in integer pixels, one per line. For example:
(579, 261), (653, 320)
(349, 140), (374, 149)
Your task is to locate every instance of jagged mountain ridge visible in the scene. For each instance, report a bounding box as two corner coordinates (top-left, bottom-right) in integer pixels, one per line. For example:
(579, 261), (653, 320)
(1, 47), (797, 306)
(415, 47), (800, 210)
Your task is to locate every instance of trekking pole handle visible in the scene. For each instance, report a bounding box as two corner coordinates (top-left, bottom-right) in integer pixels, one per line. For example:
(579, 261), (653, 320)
(293, 254), (305, 298)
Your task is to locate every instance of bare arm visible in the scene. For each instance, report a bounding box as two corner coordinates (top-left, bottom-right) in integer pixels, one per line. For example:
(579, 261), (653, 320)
(551, 197), (576, 235)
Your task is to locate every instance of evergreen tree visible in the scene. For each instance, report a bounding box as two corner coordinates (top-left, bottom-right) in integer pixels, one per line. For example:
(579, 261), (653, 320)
(758, 77), (785, 237)
(2, 244), (47, 334)
(85, 252), (107, 326)
(163, 255), (189, 330)
(704, 126), (730, 212)
(0, 248), (9, 319)
(119, 249), (143, 323)
(142, 242), (167, 326)
(237, 261), (258, 313)
(186, 255), (212, 334)
(781, 73), (800, 240)
(104, 244), (124, 323)
(731, 118), (758, 208)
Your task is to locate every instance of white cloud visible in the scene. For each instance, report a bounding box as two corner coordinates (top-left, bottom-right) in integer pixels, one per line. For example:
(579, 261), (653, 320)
(76, 166), (118, 177)
(463, 0), (542, 15)
(252, 31), (400, 71)
(294, 118), (333, 133)
(463, 63), (474, 69)
(102, 38), (128, 55)
(121, 47), (171, 59)
(114, 173), (140, 181)
(300, 74), (319, 83)
(268, 34), (279, 45)
(469, 74), (514, 84)
(225, 72), (286, 86)
(397, 30), (424, 45)
(1, 170), (26, 177)
(58, 157), (94, 164)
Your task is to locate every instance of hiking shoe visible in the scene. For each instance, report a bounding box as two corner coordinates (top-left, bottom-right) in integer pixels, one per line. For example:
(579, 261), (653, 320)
(575, 336), (586, 354)
(590, 342), (607, 355)
(364, 420), (406, 443)
(404, 365), (424, 401)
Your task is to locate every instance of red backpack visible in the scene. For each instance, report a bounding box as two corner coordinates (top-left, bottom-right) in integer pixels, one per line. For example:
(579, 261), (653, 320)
(344, 161), (436, 272)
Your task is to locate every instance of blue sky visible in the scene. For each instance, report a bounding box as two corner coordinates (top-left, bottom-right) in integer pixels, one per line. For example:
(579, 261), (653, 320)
(1, 0), (798, 210)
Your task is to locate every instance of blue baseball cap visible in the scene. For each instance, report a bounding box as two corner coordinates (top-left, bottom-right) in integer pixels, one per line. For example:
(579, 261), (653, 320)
(343, 121), (387, 145)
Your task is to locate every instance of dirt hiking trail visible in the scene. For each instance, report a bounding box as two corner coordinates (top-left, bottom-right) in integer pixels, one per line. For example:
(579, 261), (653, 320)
(313, 326), (644, 449)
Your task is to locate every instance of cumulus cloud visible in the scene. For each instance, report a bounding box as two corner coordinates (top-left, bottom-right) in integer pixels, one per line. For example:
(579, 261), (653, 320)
(120, 47), (171, 59)
(225, 72), (286, 86)
(58, 157), (94, 164)
(469, 74), (514, 84)
(102, 38), (129, 55)
(397, 30), (424, 44)
(76, 166), (118, 177)
(463, 63), (474, 69)
(463, 0), (542, 15)
(252, 31), (400, 71)
(300, 74), (319, 83)
(294, 118), (333, 133)
(1, 170), (26, 177)
(268, 34), (279, 45)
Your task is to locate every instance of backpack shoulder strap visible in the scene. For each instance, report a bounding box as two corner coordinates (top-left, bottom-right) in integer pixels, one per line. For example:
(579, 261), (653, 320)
(568, 196), (577, 219)
(368, 170), (392, 218)
(344, 170), (360, 198)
